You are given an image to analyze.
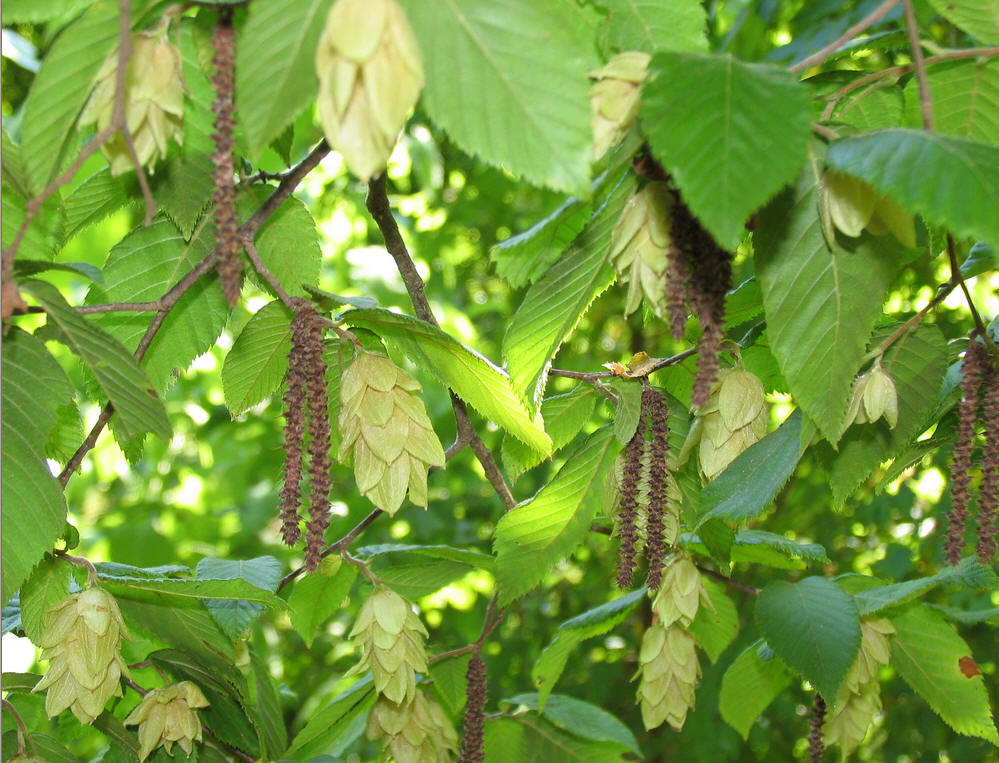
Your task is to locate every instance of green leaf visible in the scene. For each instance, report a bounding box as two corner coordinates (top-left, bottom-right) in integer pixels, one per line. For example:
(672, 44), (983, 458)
(755, 576), (861, 700)
(719, 640), (793, 739)
(504, 173), (634, 410)
(2, 192), (60, 261)
(19, 556), (71, 644)
(532, 588), (646, 708)
(2, 0), (93, 23)
(891, 604), (999, 744)
(85, 217), (228, 393)
(904, 59), (999, 146)
(688, 578), (739, 663)
(222, 300), (294, 414)
(428, 653), (472, 714)
(102, 573), (286, 611)
(494, 428), (618, 605)
(342, 308), (552, 454)
(195, 556), (283, 639)
(695, 410), (802, 529)
(286, 677), (377, 760)
(355, 544), (494, 600)
(484, 715), (630, 762)
(502, 386), (599, 482)
(150, 20), (218, 238)
(502, 693), (640, 755)
(833, 80), (904, 132)
(14, 259), (102, 283)
(5, 732), (79, 763)
(251, 650), (288, 757)
(854, 557), (999, 616)
(93, 710), (141, 759)
(927, 0), (999, 43)
(729, 530), (830, 569)
(61, 170), (135, 244)
(1, 328), (71, 597)
(598, 0), (707, 54)
(237, 0), (330, 157)
(20, 2), (118, 194)
(491, 196), (592, 289)
(826, 324), (948, 504)
(288, 559), (358, 648)
(755, 168), (901, 442)
(242, 186), (322, 297)
(642, 51), (811, 250)
(23, 279), (172, 442)
(117, 596), (235, 662)
(826, 129), (999, 250)
(400, 0), (593, 195)
(611, 379), (644, 445)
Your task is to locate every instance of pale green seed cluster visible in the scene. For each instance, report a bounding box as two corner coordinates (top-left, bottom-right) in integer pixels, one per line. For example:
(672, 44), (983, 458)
(635, 557), (710, 730)
(123, 681), (210, 762)
(608, 449), (681, 557)
(78, 27), (184, 176)
(339, 350), (446, 514)
(366, 688), (458, 763)
(590, 51), (650, 160)
(824, 617), (895, 759)
(821, 169), (916, 248)
(684, 367), (768, 483)
(32, 587), (132, 724)
(315, 0), (424, 180)
(609, 182), (672, 318)
(844, 364), (899, 430)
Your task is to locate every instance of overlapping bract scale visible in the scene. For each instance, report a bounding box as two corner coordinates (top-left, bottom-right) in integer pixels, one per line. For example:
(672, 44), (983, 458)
(124, 681), (210, 762)
(366, 688), (458, 763)
(609, 182), (673, 317)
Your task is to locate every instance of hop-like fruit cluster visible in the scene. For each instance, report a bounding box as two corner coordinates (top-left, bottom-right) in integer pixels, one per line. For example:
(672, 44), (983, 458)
(844, 362), (898, 430)
(609, 183), (672, 318)
(346, 588), (428, 705)
(339, 350), (445, 514)
(824, 617), (894, 758)
(635, 557), (710, 731)
(821, 170), (916, 249)
(32, 586), (132, 724)
(315, 0), (424, 180)
(78, 26), (184, 176)
(367, 688), (458, 763)
(123, 681), (210, 762)
(590, 51), (650, 160)
(684, 366), (767, 483)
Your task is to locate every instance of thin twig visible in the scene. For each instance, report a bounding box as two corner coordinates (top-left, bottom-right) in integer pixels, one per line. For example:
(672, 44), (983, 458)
(242, 141), (330, 241)
(428, 595), (504, 665)
(902, 0), (934, 130)
(341, 549), (379, 585)
(810, 122), (840, 142)
(789, 0), (900, 74)
(244, 238), (295, 308)
(948, 235), (993, 345)
(696, 565), (760, 596)
(77, 300), (164, 314)
(278, 508), (383, 591)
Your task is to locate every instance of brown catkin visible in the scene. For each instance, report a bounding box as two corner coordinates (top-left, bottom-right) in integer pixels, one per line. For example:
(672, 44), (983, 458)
(211, 20), (241, 307)
(665, 242), (692, 341)
(303, 310), (332, 571)
(643, 387), (671, 590)
(809, 693), (826, 763)
(278, 303), (313, 545)
(616, 403), (648, 589)
(946, 337), (986, 564)
(977, 356), (999, 564)
(458, 652), (487, 763)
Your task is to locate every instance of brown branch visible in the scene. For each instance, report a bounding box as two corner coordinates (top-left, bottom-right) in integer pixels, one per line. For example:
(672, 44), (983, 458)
(76, 300), (164, 314)
(278, 508), (383, 591)
(696, 565), (760, 596)
(242, 141), (330, 241)
(365, 173), (516, 510)
(948, 235), (993, 346)
(244, 238), (294, 308)
(428, 594), (504, 665)
(902, 0), (934, 130)
(789, 0), (900, 74)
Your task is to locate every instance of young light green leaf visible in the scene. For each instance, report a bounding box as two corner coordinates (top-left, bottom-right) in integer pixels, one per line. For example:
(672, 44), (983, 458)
(504, 174), (633, 411)
(927, 0), (999, 43)
(243, 186), (322, 297)
(642, 51), (811, 250)
(2, 192), (59, 261)
(196, 556), (284, 639)
(502, 385), (599, 482)
(695, 410), (802, 529)
(399, 0), (593, 196)
(755, 576), (861, 700)
(342, 307), (552, 454)
(611, 378), (644, 446)
(688, 578), (739, 663)
(286, 677), (377, 760)
(718, 640), (793, 739)
(428, 654), (473, 714)
(61, 169), (135, 245)
(288, 559), (358, 648)
(502, 693), (641, 755)
(237, 0), (330, 157)
(598, 0), (707, 54)
(826, 324), (948, 504)
(85, 217), (228, 393)
(891, 604), (999, 744)
(532, 588), (646, 708)
(494, 428), (618, 606)
(1, 328), (72, 596)
(20, 3), (119, 193)
(755, 169), (901, 443)
(903, 59), (999, 145)
(18, 555), (71, 644)
(2, 0), (93, 24)
(222, 300), (295, 414)
(826, 130), (999, 250)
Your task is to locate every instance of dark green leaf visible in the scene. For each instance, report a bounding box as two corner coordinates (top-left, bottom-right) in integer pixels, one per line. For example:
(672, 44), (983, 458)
(222, 300), (294, 414)
(687, 578), (739, 663)
(288, 559), (358, 648)
(502, 693), (640, 755)
(18, 555), (71, 643)
(599, 0), (707, 54)
(195, 557), (283, 639)
(286, 677), (377, 760)
(428, 653), (472, 714)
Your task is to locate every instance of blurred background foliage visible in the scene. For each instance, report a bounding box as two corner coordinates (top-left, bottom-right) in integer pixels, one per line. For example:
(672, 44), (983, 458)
(2, 0), (998, 761)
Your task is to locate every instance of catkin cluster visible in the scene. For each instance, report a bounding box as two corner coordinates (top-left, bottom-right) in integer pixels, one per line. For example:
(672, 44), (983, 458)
(278, 301), (332, 570)
(945, 336), (999, 565)
(612, 386), (678, 590)
(458, 651), (488, 763)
